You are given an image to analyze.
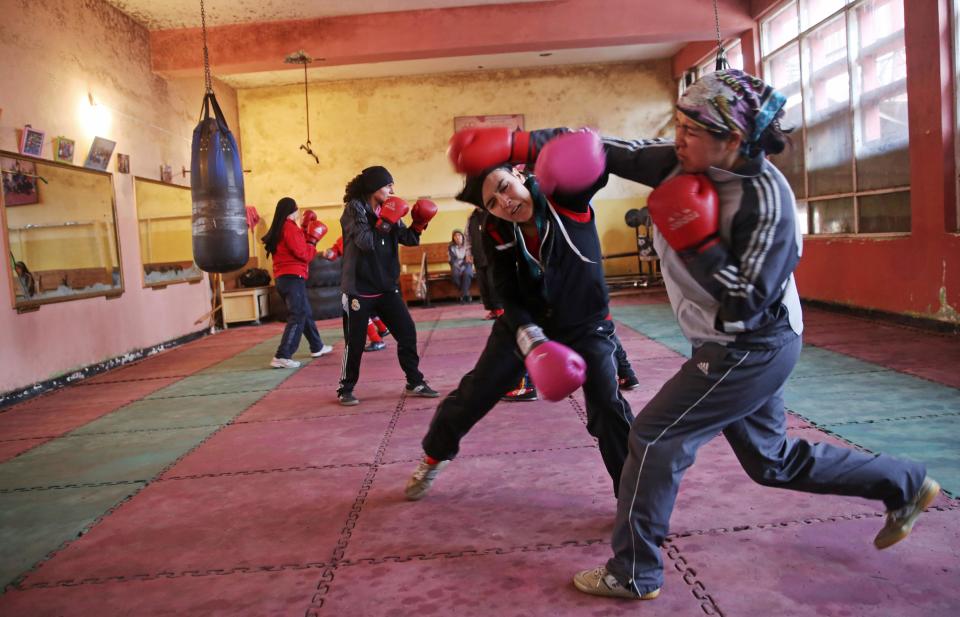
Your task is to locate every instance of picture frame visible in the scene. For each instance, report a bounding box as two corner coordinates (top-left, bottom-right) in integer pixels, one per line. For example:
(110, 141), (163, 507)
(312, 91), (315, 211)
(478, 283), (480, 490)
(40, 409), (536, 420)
(1, 157), (40, 206)
(117, 153), (130, 174)
(160, 164), (173, 183)
(84, 136), (116, 171)
(453, 114), (524, 133)
(53, 137), (76, 163)
(19, 126), (46, 157)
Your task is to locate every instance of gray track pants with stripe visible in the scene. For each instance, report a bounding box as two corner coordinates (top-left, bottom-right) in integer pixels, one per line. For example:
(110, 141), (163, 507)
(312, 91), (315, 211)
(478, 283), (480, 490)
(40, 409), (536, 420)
(607, 336), (926, 595)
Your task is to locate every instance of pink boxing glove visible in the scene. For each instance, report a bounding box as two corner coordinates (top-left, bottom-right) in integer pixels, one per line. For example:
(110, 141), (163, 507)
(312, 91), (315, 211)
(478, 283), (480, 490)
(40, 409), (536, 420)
(516, 325), (586, 402)
(533, 129), (605, 196)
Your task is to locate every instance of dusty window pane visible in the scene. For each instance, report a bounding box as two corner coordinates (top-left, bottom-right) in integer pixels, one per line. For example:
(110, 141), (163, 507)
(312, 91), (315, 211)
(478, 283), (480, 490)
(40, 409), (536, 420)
(795, 200), (810, 235)
(810, 197), (855, 234)
(800, 0), (848, 30)
(803, 16), (853, 196)
(766, 44), (805, 197)
(858, 191), (910, 233)
(854, 0), (909, 190)
(762, 1), (799, 54)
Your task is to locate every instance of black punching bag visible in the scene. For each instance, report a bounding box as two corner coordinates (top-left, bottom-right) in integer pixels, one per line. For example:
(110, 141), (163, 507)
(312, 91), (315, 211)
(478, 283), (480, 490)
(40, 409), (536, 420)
(191, 91), (248, 273)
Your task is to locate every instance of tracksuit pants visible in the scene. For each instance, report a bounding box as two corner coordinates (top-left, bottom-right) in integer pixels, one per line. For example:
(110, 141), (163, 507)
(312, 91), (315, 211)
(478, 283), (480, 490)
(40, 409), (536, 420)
(421, 317), (635, 495)
(607, 336), (927, 595)
(338, 291), (424, 395)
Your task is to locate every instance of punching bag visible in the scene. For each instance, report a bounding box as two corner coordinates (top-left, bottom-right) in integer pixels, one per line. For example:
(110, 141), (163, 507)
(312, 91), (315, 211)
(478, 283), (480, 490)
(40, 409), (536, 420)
(191, 91), (248, 273)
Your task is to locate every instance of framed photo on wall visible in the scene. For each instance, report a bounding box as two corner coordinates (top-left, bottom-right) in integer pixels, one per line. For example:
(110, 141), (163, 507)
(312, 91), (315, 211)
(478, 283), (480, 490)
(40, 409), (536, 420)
(53, 137), (76, 163)
(84, 136), (116, 171)
(19, 126), (46, 157)
(453, 114), (524, 132)
(117, 153), (130, 174)
(1, 157), (40, 206)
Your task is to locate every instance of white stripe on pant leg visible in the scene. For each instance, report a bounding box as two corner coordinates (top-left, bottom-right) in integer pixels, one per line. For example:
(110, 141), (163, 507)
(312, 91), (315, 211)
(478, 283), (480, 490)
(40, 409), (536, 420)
(603, 328), (635, 427)
(625, 351), (750, 593)
(339, 294), (350, 386)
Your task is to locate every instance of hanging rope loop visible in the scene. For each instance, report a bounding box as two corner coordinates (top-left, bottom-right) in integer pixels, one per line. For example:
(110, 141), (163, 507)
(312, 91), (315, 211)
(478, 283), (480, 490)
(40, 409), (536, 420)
(284, 50), (319, 164)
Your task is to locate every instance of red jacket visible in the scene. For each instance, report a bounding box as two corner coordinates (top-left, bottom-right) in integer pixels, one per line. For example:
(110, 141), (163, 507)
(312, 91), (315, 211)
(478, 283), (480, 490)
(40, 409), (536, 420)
(272, 219), (316, 278)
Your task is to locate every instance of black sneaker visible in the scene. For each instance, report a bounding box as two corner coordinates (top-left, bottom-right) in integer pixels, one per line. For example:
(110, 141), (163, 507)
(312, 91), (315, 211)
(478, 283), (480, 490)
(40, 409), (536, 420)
(501, 387), (538, 402)
(378, 328), (390, 338)
(405, 383), (440, 398)
(618, 375), (641, 390)
(364, 341), (387, 352)
(338, 392), (359, 406)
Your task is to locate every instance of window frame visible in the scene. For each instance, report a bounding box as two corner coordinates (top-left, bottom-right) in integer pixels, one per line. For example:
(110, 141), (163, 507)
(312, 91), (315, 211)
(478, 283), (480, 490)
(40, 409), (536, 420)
(759, 0), (911, 236)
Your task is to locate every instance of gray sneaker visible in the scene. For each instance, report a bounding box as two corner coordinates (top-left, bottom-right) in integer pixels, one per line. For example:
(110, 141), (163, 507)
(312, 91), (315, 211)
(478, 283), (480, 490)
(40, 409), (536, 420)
(572, 566), (660, 600)
(874, 476), (940, 549)
(404, 458), (449, 500)
(338, 392), (359, 406)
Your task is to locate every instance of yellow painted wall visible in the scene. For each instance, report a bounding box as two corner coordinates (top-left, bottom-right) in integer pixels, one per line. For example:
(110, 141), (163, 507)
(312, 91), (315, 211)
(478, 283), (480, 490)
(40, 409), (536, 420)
(134, 178), (193, 265)
(238, 61), (676, 276)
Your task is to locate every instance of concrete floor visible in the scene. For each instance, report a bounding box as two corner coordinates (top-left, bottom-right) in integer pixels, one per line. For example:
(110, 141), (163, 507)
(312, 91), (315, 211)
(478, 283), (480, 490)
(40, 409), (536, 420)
(1, 290), (957, 616)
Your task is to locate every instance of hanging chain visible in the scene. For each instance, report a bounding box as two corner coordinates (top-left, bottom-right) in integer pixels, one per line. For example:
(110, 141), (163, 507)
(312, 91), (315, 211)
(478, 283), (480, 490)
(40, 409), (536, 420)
(712, 0), (728, 71)
(201, 0), (213, 93)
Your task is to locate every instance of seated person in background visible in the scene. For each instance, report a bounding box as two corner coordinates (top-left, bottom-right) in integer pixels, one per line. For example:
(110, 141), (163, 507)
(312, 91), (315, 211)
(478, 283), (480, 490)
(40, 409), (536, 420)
(448, 229), (475, 304)
(14, 261), (36, 298)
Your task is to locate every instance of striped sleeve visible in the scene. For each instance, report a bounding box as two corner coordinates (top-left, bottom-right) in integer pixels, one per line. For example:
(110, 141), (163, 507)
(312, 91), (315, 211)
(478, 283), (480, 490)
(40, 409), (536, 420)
(685, 170), (801, 326)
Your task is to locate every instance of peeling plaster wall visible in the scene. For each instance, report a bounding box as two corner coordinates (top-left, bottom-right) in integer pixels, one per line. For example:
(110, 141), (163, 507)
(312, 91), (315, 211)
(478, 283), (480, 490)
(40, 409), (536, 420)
(0, 0), (240, 393)
(238, 60), (675, 274)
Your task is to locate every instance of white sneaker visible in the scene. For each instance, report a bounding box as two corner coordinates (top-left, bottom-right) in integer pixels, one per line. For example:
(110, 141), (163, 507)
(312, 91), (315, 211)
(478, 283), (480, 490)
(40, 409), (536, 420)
(311, 344), (334, 358)
(270, 357), (301, 369)
(404, 457), (449, 500)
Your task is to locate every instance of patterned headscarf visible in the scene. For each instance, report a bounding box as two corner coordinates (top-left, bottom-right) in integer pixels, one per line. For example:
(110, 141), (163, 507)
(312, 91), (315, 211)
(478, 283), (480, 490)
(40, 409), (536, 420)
(677, 69), (786, 148)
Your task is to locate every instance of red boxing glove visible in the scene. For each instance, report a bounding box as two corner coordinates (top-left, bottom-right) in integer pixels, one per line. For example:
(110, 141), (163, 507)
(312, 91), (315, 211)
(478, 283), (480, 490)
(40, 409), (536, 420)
(301, 209), (318, 230)
(447, 127), (531, 175)
(324, 236), (344, 260)
(376, 196), (410, 233)
(304, 220), (328, 245)
(647, 174), (720, 254)
(411, 199), (438, 233)
(516, 325), (586, 402)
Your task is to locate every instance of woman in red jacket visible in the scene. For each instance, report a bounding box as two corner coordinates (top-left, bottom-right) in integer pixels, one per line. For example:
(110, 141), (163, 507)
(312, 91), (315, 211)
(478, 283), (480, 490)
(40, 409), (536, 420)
(261, 197), (333, 368)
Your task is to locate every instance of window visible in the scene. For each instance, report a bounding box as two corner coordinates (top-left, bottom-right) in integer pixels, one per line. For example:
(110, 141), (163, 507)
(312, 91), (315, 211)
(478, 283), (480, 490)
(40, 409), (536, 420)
(679, 39), (743, 98)
(760, 0), (910, 235)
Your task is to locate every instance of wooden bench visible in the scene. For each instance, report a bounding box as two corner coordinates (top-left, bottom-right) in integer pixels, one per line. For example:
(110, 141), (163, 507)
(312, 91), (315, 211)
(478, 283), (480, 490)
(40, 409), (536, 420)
(398, 242), (478, 304)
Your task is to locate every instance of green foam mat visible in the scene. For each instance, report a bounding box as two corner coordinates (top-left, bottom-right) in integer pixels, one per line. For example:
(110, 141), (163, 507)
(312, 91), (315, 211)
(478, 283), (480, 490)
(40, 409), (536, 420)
(0, 427), (211, 490)
(0, 483), (142, 588)
(71, 391), (265, 434)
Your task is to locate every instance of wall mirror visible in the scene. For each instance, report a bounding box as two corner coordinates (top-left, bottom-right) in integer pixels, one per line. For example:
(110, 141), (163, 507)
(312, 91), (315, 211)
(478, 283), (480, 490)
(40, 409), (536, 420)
(2, 151), (123, 311)
(134, 177), (203, 288)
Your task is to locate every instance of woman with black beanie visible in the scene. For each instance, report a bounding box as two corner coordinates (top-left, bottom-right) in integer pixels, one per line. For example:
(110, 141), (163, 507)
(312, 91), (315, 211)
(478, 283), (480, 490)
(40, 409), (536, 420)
(337, 166), (439, 406)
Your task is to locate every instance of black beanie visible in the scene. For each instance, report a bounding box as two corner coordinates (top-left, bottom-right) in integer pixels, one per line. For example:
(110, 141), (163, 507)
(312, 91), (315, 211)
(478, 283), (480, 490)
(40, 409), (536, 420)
(360, 166), (394, 194)
(455, 163), (515, 209)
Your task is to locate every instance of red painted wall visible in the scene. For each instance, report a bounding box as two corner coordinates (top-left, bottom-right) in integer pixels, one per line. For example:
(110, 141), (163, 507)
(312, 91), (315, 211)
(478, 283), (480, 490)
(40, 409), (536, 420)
(675, 0), (960, 323)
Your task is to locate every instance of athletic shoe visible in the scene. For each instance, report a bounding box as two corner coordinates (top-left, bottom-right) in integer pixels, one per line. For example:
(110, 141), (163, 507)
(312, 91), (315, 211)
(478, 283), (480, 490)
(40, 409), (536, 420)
(270, 357), (301, 369)
(502, 387), (538, 402)
(572, 566), (660, 600)
(874, 476), (940, 549)
(378, 328), (390, 338)
(618, 375), (641, 390)
(338, 392), (360, 406)
(364, 341), (387, 352)
(310, 344), (334, 358)
(405, 383), (440, 398)
(404, 457), (449, 500)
